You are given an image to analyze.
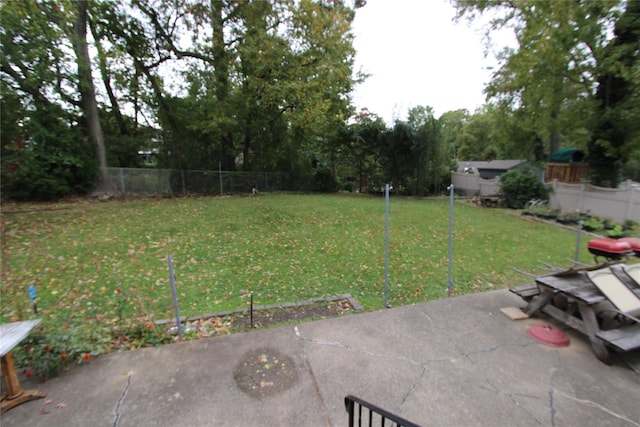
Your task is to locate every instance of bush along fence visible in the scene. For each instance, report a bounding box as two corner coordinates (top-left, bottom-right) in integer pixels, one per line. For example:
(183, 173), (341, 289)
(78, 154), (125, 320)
(452, 172), (640, 224)
(104, 168), (290, 196)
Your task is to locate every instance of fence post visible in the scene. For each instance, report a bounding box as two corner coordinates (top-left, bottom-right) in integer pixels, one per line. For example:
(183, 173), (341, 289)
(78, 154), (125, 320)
(578, 183), (585, 212)
(167, 255), (183, 339)
(119, 168), (125, 194)
(219, 162), (223, 195)
(447, 184), (454, 297)
(384, 183), (391, 308)
(627, 183), (639, 221)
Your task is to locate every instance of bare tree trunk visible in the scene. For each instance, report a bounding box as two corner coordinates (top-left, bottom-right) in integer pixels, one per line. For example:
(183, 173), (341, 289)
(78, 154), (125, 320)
(71, 0), (109, 191)
(211, 0), (236, 170)
(89, 17), (128, 136)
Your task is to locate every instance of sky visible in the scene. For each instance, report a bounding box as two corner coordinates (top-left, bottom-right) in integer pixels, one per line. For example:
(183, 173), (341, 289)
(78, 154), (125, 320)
(351, 0), (508, 123)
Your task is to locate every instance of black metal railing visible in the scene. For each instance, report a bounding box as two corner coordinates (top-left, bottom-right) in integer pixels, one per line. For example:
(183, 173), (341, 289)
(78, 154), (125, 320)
(345, 395), (421, 427)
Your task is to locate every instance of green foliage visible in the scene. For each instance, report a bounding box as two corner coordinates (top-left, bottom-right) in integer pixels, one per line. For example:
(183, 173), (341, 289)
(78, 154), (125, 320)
(523, 203), (559, 220)
(310, 167), (338, 193)
(606, 224), (625, 238)
(454, 0), (639, 183)
(14, 323), (110, 381)
(624, 219), (639, 232)
(499, 167), (547, 209)
(1, 106), (98, 200)
(582, 217), (604, 232)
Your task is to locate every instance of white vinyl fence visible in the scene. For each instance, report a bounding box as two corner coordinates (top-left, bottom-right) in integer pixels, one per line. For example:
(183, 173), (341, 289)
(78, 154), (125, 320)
(452, 171), (640, 223)
(547, 179), (640, 223)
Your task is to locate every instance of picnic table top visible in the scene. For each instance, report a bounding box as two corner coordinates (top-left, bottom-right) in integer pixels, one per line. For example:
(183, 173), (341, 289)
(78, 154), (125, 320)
(0, 319), (41, 357)
(535, 272), (607, 304)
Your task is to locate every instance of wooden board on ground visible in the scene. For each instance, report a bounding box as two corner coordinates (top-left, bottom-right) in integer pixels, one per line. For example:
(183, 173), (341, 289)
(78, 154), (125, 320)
(500, 307), (529, 320)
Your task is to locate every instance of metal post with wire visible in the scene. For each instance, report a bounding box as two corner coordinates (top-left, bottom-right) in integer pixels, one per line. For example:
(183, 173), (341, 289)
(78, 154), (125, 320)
(167, 255), (183, 339)
(384, 183), (392, 308)
(574, 220), (583, 266)
(447, 184), (454, 297)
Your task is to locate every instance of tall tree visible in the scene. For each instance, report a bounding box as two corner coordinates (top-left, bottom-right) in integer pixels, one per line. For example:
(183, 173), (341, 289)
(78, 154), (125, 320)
(67, 0), (109, 190)
(453, 0), (633, 168)
(587, 0), (640, 187)
(1, 0), (100, 198)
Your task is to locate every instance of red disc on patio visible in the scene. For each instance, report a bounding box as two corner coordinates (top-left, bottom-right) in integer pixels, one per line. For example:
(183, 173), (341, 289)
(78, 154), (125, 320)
(527, 324), (569, 347)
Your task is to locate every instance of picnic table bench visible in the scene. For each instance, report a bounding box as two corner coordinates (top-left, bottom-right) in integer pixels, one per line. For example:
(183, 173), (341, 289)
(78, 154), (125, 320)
(511, 269), (640, 365)
(1, 319), (46, 413)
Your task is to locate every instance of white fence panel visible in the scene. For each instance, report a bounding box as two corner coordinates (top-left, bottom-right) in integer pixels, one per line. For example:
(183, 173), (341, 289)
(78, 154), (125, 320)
(452, 172), (640, 223)
(547, 180), (640, 223)
(451, 172), (500, 196)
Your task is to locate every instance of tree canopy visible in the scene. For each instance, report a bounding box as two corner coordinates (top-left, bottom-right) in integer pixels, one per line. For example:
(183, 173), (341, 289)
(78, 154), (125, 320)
(454, 0), (640, 186)
(2, 0), (638, 200)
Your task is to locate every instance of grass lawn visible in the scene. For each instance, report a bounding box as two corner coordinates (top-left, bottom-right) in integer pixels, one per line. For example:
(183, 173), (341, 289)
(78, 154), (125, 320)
(2, 193), (599, 330)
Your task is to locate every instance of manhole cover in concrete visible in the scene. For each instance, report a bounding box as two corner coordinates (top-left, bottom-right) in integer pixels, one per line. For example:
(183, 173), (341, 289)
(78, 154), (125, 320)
(233, 347), (298, 399)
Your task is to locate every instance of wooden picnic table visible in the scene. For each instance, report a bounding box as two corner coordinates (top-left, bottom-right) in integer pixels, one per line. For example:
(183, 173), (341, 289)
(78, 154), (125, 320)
(516, 272), (640, 364)
(1, 319), (46, 413)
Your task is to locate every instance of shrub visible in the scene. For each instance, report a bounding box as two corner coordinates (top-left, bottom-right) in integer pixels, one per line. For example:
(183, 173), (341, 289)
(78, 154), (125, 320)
(1, 107), (97, 200)
(311, 168), (338, 193)
(582, 217), (604, 231)
(15, 322), (110, 380)
(499, 166), (547, 209)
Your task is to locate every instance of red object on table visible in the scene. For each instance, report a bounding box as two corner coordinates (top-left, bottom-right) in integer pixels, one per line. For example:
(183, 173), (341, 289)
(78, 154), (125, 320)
(587, 238), (633, 259)
(618, 237), (640, 256)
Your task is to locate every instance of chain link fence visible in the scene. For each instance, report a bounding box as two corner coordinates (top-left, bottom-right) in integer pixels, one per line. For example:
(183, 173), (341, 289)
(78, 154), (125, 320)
(105, 168), (290, 196)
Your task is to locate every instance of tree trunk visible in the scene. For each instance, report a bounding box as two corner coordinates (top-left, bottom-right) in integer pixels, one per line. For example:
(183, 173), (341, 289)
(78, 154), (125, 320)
(71, 0), (109, 191)
(548, 110), (561, 156)
(89, 17), (128, 136)
(211, 0), (236, 170)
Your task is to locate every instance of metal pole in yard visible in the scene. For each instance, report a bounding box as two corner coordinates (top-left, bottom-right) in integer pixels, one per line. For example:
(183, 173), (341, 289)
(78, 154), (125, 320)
(167, 255), (183, 339)
(447, 185), (454, 297)
(219, 162), (223, 195)
(574, 220), (583, 266)
(120, 168), (125, 193)
(384, 183), (391, 308)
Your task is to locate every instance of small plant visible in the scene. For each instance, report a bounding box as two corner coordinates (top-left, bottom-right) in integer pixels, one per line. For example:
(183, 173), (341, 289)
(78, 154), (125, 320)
(112, 323), (172, 350)
(15, 322), (109, 380)
(623, 219), (639, 232)
(522, 204), (559, 220)
(607, 224), (626, 238)
(557, 211), (588, 225)
(582, 217), (604, 232)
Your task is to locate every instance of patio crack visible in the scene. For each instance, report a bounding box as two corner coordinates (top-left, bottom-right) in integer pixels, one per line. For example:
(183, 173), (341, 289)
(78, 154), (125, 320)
(553, 390), (640, 427)
(548, 367), (558, 427)
(399, 365), (427, 407)
(113, 371), (133, 427)
(294, 325), (433, 414)
(300, 345), (331, 427)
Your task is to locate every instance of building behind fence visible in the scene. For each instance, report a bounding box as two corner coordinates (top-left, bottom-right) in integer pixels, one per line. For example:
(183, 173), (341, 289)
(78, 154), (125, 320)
(451, 172), (640, 223)
(106, 168), (290, 196)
